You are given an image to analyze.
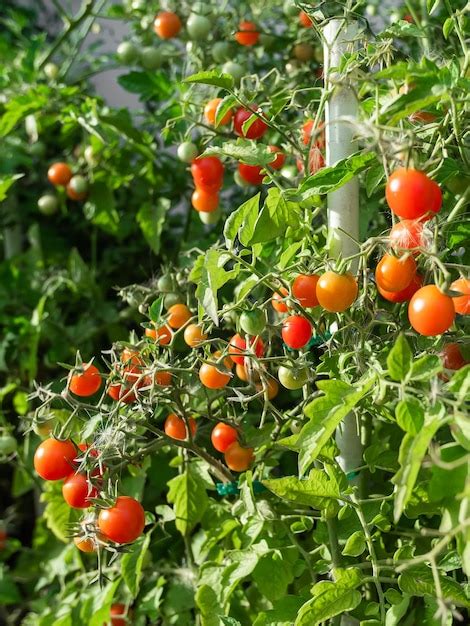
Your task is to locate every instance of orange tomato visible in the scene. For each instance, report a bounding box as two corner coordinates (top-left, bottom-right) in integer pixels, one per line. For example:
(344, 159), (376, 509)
(48, 162), (72, 186)
(235, 20), (259, 46)
(451, 278), (470, 315)
(316, 272), (358, 312)
(191, 188), (219, 213)
(375, 254), (416, 293)
(69, 363), (102, 397)
(255, 377), (279, 400)
(408, 285), (455, 336)
(145, 325), (172, 345)
(199, 362), (231, 389)
(167, 303), (192, 329)
(204, 98), (233, 126)
(299, 11), (313, 27)
(224, 442), (254, 472)
(164, 413), (196, 440)
(184, 323), (208, 347)
(272, 287), (289, 313)
(74, 536), (96, 553)
(154, 11), (181, 39)
(377, 273), (423, 303)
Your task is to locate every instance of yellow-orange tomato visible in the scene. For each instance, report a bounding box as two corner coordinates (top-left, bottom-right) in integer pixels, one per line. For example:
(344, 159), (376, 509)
(184, 323), (207, 347)
(375, 254), (416, 293)
(235, 20), (259, 46)
(316, 272), (358, 312)
(255, 377), (279, 400)
(213, 350), (234, 370)
(191, 188), (219, 213)
(235, 363), (260, 382)
(167, 303), (192, 329)
(164, 413), (196, 440)
(48, 162), (72, 186)
(451, 278), (470, 315)
(204, 98), (233, 126)
(154, 11), (181, 39)
(145, 325), (172, 345)
(74, 536), (96, 553)
(271, 287), (289, 313)
(224, 442), (254, 472)
(199, 362), (231, 389)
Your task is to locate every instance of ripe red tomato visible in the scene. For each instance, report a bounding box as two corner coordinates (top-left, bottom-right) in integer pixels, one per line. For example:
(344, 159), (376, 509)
(204, 98), (232, 126)
(34, 438), (77, 481)
(301, 119), (325, 148)
(164, 413), (197, 440)
(107, 383), (136, 404)
(69, 362), (102, 397)
(121, 348), (143, 367)
(191, 157), (224, 193)
(167, 303), (191, 329)
(375, 254), (416, 292)
(211, 423), (238, 453)
(451, 277), (470, 315)
(272, 287), (289, 313)
(145, 324), (172, 344)
(48, 162), (72, 186)
(299, 11), (313, 27)
(154, 11), (181, 39)
(385, 169), (442, 219)
(408, 285), (455, 336)
(389, 220), (425, 251)
(233, 107), (268, 139)
(62, 473), (98, 509)
(108, 603), (130, 625)
(229, 334), (265, 366)
(98, 496), (145, 544)
(441, 343), (467, 371)
(377, 273), (422, 303)
(238, 163), (265, 185)
(199, 362), (231, 389)
(234, 20), (259, 46)
(224, 442), (254, 472)
(292, 274), (320, 307)
(316, 272), (358, 312)
(191, 188), (219, 212)
(267, 146), (285, 170)
(282, 315), (312, 349)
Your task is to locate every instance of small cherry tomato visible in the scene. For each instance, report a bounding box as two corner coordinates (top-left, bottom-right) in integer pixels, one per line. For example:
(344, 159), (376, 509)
(292, 274), (320, 308)
(199, 362), (231, 389)
(191, 188), (219, 213)
(282, 315), (312, 349)
(239, 310), (266, 335)
(301, 119), (325, 147)
(229, 334), (265, 366)
(69, 362), (102, 397)
(204, 98), (233, 126)
(236, 362), (260, 382)
(211, 422), (238, 453)
(191, 156), (224, 193)
(213, 350), (234, 370)
(255, 377), (279, 399)
(154, 11), (181, 39)
(177, 141), (198, 163)
(272, 287), (290, 313)
(98, 496), (145, 544)
(316, 272), (358, 312)
(238, 163), (265, 185)
(145, 324), (172, 344)
(66, 175), (88, 201)
(48, 162), (72, 187)
(389, 220), (425, 252)
(267, 146), (286, 170)
(299, 11), (313, 27)
(183, 324), (207, 347)
(375, 254), (416, 292)
(164, 413), (196, 440)
(233, 107), (268, 139)
(107, 383), (136, 404)
(278, 366), (308, 389)
(62, 473), (98, 509)
(386, 168), (441, 220)
(408, 285), (455, 336)
(377, 273), (423, 303)
(224, 442), (254, 471)
(74, 536), (96, 553)
(38, 194), (59, 215)
(109, 603), (131, 626)
(235, 20), (259, 46)
(441, 343), (467, 371)
(167, 303), (191, 329)
(34, 438), (77, 481)
(451, 277), (470, 315)
(186, 13), (211, 41)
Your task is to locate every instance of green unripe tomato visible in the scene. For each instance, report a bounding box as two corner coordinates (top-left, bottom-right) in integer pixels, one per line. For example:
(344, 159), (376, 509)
(131, 0), (146, 10)
(278, 366), (309, 390)
(365, 4), (377, 17)
(222, 61), (245, 85)
(44, 62), (59, 80)
(0, 435), (17, 456)
(157, 274), (174, 293)
(38, 194), (59, 215)
(199, 208), (221, 225)
(177, 141), (198, 163)
(117, 41), (139, 64)
(68, 175), (88, 194)
(33, 418), (55, 437)
(140, 47), (163, 70)
(84, 145), (98, 166)
(240, 310), (266, 336)
(164, 292), (183, 309)
(187, 14), (211, 41)
(212, 41), (231, 63)
(29, 141), (46, 158)
(283, 0), (299, 17)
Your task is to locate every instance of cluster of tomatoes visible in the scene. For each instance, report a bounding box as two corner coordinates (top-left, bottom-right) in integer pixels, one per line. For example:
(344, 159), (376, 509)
(37, 161), (89, 216)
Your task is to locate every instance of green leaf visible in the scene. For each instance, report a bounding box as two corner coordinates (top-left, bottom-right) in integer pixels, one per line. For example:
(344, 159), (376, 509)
(447, 365), (470, 404)
(299, 152), (375, 198)
(220, 618), (242, 626)
(189, 249), (239, 325)
(0, 88), (49, 137)
(41, 481), (79, 543)
(299, 375), (375, 475)
(183, 70), (234, 91)
(428, 445), (468, 503)
(365, 163), (385, 198)
(295, 568), (363, 625)
(392, 404), (445, 522)
(443, 17), (454, 40)
(118, 71), (173, 101)
(253, 596), (307, 626)
(0, 174), (24, 202)
(395, 399), (424, 434)
(195, 585), (223, 626)
(342, 531), (366, 557)
(253, 552), (294, 602)
(149, 296), (165, 323)
(121, 533), (151, 597)
(83, 182), (119, 235)
(387, 334), (412, 382)
(204, 140), (276, 166)
(263, 469), (341, 510)
(399, 566), (470, 607)
(379, 84), (446, 125)
(0, 565), (21, 604)
(167, 464), (209, 535)
(215, 95), (238, 127)
(220, 543), (268, 603)
(385, 594), (411, 626)
(137, 199), (170, 255)
(224, 193), (261, 249)
(249, 188), (302, 245)
(409, 355), (441, 381)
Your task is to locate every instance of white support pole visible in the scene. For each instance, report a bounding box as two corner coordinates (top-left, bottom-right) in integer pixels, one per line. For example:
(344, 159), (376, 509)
(324, 16), (363, 531)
